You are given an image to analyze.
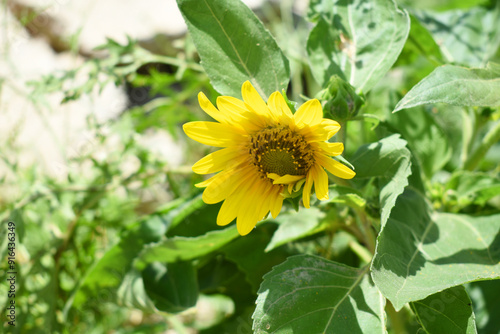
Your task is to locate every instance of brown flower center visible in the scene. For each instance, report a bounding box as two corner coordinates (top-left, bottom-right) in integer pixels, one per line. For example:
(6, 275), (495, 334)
(249, 126), (314, 177)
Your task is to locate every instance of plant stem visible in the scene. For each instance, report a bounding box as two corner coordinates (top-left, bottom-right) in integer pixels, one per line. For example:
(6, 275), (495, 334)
(460, 108), (474, 165)
(464, 120), (500, 170)
(386, 300), (407, 334)
(338, 120), (347, 151)
(348, 240), (372, 264)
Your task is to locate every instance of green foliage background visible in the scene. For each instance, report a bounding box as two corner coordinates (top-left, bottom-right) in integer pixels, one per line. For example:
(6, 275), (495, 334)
(1, 0), (500, 333)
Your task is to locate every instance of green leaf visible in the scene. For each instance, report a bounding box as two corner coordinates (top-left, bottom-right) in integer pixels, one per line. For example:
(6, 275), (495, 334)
(401, 15), (444, 66)
(134, 226), (240, 270)
(306, 0), (410, 93)
(446, 171), (500, 207)
(371, 188), (500, 311)
(394, 64), (500, 112)
(222, 225), (288, 293)
(414, 7), (500, 67)
(165, 194), (223, 237)
(410, 286), (477, 334)
(165, 194), (205, 233)
(177, 0), (290, 99)
(350, 134), (412, 227)
(142, 261), (199, 313)
(117, 268), (157, 312)
(265, 208), (326, 252)
(253, 255), (386, 333)
(468, 280), (500, 333)
(387, 107), (451, 178)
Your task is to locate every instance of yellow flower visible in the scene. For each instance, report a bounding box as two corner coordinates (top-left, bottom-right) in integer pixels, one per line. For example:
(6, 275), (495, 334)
(183, 81), (355, 235)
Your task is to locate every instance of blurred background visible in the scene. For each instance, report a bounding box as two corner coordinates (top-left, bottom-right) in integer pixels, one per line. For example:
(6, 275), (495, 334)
(0, 1), (310, 332)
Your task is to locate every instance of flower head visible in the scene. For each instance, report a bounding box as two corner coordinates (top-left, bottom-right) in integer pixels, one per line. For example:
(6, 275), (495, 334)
(183, 81), (355, 235)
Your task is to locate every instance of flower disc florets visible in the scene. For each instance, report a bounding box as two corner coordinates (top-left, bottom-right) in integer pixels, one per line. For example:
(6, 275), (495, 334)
(250, 125), (314, 178)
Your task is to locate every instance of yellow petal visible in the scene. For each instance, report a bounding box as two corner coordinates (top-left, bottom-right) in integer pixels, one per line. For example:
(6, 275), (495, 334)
(235, 180), (266, 235)
(217, 201), (237, 226)
(302, 119), (341, 142)
(321, 119), (342, 139)
(302, 172), (314, 208)
(192, 147), (243, 174)
(268, 174), (306, 185)
(316, 154), (356, 179)
(267, 173), (281, 181)
(216, 96), (264, 131)
(236, 215), (255, 235)
(242, 81), (271, 119)
(256, 183), (275, 221)
(202, 165), (254, 204)
(268, 91), (293, 121)
(216, 192), (240, 226)
(312, 164), (329, 200)
(293, 99), (323, 128)
(195, 176), (215, 188)
(183, 121), (245, 147)
(217, 172), (263, 226)
(270, 187), (284, 218)
(198, 92), (228, 123)
(216, 95), (246, 119)
(315, 142), (344, 156)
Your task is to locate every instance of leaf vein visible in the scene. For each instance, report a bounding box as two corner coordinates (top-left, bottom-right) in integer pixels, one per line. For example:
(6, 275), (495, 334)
(201, 0), (266, 97)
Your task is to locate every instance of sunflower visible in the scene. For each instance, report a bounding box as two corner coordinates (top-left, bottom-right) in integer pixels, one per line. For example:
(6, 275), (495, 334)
(183, 81), (355, 235)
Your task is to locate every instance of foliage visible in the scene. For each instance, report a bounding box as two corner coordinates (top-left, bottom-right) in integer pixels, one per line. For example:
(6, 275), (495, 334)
(2, 0), (500, 333)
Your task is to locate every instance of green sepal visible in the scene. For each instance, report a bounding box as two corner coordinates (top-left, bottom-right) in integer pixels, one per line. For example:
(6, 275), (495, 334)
(316, 75), (365, 121)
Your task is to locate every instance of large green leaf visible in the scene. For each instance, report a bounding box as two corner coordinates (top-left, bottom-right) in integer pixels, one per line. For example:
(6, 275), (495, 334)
(410, 286), (477, 334)
(371, 188), (500, 311)
(117, 262), (198, 314)
(142, 261), (198, 313)
(306, 0), (410, 93)
(414, 7), (500, 67)
(134, 226), (240, 270)
(350, 134), (412, 227)
(394, 64), (500, 112)
(387, 107), (451, 178)
(177, 0), (290, 99)
(253, 255), (386, 333)
(265, 207), (326, 252)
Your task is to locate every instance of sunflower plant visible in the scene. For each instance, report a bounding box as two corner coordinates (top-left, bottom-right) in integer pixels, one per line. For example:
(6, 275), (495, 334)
(171, 0), (500, 332)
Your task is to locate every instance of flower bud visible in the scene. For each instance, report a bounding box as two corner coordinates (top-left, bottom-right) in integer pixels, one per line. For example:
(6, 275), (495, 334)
(316, 75), (364, 121)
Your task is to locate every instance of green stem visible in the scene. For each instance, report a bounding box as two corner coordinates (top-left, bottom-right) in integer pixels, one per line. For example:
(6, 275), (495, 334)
(147, 54), (203, 72)
(464, 120), (500, 170)
(356, 208), (376, 254)
(348, 240), (372, 264)
(460, 108), (474, 165)
(386, 300), (407, 334)
(338, 120), (347, 151)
